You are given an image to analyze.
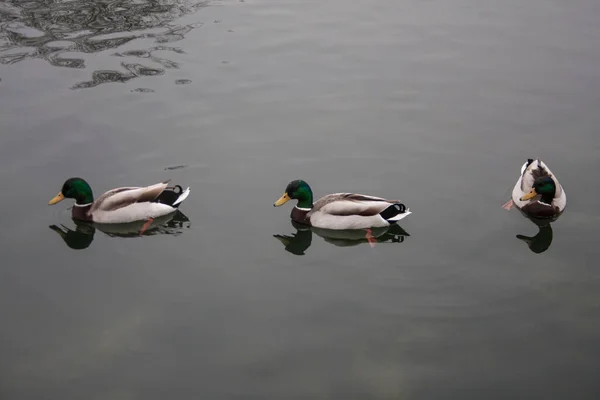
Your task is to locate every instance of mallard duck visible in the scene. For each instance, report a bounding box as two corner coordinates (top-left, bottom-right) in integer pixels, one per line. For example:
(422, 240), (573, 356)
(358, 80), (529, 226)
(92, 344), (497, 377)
(273, 180), (411, 230)
(48, 177), (190, 224)
(503, 158), (566, 220)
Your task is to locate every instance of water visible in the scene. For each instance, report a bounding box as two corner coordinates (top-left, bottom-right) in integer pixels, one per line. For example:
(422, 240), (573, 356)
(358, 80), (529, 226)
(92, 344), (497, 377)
(1, 0), (600, 398)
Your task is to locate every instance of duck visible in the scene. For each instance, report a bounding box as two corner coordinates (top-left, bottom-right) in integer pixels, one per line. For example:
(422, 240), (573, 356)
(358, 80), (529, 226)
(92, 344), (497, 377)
(273, 180), (411, 230)
(503, 158), (566, 220)
(48, 177), (190, 224)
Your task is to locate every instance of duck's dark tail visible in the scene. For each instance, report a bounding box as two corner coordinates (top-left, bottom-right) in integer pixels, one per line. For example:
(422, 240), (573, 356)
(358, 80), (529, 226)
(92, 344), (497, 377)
(154, 185), (191, 208)
(379, 203), (411, 224)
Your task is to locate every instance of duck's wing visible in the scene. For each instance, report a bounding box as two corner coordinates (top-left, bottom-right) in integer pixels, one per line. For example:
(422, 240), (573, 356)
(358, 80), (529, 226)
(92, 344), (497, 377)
(91, 181), (170, 212)
(310, 193), (399, 217)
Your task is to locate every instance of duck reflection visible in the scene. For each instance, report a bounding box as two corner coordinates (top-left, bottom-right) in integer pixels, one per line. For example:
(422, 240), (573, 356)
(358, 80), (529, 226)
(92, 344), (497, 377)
(49, 211), (190, 250)
(516, 218), (553, 254)
(274, 221), (410, 256)
(49, 221), (96, 250)
(0, 0), (208, 88)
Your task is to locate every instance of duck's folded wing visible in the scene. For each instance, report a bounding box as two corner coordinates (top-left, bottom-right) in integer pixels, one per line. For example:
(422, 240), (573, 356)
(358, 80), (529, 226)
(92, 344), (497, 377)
(92, 181), (169, 212)
(521, 161), (538, 191)
(311, 193), (396, 217)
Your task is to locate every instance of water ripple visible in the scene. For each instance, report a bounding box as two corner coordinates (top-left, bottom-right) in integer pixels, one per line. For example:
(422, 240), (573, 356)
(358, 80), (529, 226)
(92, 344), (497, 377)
(0, 0), (210, 88)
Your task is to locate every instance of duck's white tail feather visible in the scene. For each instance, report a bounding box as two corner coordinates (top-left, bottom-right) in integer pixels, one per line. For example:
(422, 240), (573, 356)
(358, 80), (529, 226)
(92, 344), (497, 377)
(173, 187), (191, 206)
(520, 161), (529, 176)
(387, 209), (412, 222)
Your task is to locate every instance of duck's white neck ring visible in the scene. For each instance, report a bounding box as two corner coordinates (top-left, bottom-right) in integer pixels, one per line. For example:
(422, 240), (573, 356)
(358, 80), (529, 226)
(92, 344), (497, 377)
(295, 206), (311, 211)
(74, 202), (92, 207)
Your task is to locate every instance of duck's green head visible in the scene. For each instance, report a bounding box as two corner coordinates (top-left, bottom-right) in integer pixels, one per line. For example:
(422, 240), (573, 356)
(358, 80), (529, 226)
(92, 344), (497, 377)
(273, 180), (313, 209)
(521, 176), (556, 203)
(49, 178), (94, 205)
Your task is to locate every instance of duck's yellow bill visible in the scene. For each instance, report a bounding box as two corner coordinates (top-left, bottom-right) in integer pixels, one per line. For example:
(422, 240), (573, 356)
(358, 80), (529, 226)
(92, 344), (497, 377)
(49, 192), (65, 205)
(520, 188), (537, 201)
(273, 193), (290, 207)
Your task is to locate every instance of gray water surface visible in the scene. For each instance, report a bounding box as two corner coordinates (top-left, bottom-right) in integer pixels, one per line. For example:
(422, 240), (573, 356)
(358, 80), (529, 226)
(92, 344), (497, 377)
(1, 0), (600, 398)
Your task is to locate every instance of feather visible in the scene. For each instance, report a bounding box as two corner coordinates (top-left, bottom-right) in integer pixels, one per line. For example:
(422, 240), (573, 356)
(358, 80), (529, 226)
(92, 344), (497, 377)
(92, 202), (176, 224)
(172, 187), (191, 206)
(92, 182), (169, 212)
(310, 193), (399, 217)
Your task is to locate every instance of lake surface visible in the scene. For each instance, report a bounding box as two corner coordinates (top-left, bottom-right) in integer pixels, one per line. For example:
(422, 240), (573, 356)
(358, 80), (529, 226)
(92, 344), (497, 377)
(1, 0), (600, 398)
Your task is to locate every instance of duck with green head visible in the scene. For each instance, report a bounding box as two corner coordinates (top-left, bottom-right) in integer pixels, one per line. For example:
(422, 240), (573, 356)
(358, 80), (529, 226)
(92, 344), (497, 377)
(504, 158), (566, 220)
(273, 179), (411, 230)
(49, 177), (190, 224)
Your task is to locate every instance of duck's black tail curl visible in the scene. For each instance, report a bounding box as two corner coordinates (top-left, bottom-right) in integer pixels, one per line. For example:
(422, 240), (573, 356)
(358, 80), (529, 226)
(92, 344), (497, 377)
(379, 203), (407, 223)
(154, 185), (188, 208)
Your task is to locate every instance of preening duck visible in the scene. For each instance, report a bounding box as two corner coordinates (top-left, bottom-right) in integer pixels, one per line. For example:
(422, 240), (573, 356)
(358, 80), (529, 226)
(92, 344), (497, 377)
(504, 158), (566, 220)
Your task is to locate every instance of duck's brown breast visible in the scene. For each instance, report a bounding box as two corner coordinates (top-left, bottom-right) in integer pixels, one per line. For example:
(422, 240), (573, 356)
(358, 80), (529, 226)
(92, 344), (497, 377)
(291, 207), (310, 226)
(521, 202), (560, 219)
(72, 204), (93, 222)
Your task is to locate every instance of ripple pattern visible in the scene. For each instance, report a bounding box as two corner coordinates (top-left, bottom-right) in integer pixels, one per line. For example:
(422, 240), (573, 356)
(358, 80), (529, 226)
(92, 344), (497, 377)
(0, 0), (209, 88)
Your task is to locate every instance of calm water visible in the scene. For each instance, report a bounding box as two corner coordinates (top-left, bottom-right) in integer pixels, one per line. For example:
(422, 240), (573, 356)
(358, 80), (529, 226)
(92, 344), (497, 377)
(1, 0), (600, 398)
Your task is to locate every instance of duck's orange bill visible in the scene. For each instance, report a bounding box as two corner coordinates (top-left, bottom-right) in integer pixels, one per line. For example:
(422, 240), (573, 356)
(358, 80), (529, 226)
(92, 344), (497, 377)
(273, 193), (290, 207)
(48, 192), (65, 205)
(520, 188), (538, 201)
